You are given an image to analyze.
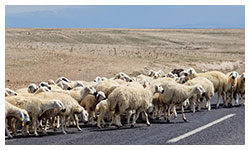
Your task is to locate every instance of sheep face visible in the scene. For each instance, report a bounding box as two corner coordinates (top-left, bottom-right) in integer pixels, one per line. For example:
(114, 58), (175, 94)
(81, 108), (89, 123)
(58, 80), (71, 90)
(96, 91), (106, 102)
(241, 73), (245, 82)
(74, 81), (84, 88)
(47, 79), (55, 85)
(148, 70), (155, 77)
(194, 85), (206, 96)
(56, 76), (70, 84)
(87, 87), (97, 95)
(186, 68), (196, 78)
(53, 100), (65, 112)
(228, 71), (239, 84)
(94, 76), (102, 82)
(39, 82), (51, 90)
(19, 110), (30, 124)
(154, 85), (164, 94)
(27, 84), (37, 93)
(5, 88), (17, 96)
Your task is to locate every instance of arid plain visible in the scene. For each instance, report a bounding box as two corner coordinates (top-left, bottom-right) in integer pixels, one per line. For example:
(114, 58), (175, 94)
(5, 28), (245, 90)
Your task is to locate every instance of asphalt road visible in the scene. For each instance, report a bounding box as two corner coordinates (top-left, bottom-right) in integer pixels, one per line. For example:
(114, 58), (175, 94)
(5, 94), (245, 145)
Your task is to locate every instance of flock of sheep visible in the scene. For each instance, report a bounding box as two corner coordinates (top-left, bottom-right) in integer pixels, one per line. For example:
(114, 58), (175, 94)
(5, 68), (245, 139)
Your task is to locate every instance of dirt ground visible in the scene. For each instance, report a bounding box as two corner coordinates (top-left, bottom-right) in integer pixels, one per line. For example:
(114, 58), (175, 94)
(5, 28), (245, 90)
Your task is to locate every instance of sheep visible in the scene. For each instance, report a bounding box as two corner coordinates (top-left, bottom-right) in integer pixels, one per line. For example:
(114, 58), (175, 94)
(38, 82), (51, 90)
(226, 71), (239, 106)
(16, 83), (38, 95)
(5, 101), (30, 138)
(95, 99), (110, 128)
(5, 88), (17, 97)
(162, 82), (206, 122)
(80, 91), (106, 126)
(57, 80), (72, 90)
(188, 68), (229, 108)
(28, 83), (37, 93)
(108, 83), (164, 128)
(184, 77), (214, 112)
(171, 68), (184, 77)
(6, 96), (64, 136)
(114, 72), (133, 82)
(33, 92), (88, 134)
(55, 76), (70, 84)
(48, 79), (56, 85)
(234, 73), (245, 106)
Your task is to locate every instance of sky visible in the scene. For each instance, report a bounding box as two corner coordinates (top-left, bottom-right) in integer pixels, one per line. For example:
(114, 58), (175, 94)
(5, 5), (245, 29)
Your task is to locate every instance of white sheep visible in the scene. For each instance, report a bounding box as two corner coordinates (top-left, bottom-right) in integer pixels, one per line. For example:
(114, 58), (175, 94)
(108, 83), (164, 128)
(188, 68), (229, 108)
(226, 71), (239, 106)
(5, 101), (30, 138)
(234, 73), (245, 106)
(34, 92), (88, 134)
(184, 77), (214, 112)
(6, 96), (64, 136)
(162, 82), (206, 122)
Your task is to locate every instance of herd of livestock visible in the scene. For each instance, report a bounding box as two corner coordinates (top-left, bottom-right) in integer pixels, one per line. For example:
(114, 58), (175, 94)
(5, 68), (245, 139)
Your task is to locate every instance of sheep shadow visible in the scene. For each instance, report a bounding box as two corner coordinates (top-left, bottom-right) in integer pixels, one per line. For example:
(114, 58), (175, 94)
(88, 125), (144, 132)
(5, 129), (78, 140)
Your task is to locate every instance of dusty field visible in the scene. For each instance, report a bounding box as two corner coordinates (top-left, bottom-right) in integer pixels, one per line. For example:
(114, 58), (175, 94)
(5, 28), (245, 90)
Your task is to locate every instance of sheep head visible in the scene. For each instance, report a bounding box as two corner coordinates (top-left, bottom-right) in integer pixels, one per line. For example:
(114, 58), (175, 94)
(194, 84), (206, 96)
(228, 71), (239, 85)
(5, 88), (17, 96)
(53, 100), (65, 112)
(154, 85), (164, 94)
(96, 91), (106, 102)
(19, 109), (30, 125)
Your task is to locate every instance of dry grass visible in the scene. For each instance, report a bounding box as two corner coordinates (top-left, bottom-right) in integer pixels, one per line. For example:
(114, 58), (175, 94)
(5, 28), (245, 90)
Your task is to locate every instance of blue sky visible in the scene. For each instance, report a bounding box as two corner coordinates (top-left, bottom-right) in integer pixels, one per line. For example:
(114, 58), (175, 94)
(5, 5), (245, 28)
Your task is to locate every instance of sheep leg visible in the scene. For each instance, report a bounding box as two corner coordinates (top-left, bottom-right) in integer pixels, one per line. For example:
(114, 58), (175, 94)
(9, 118), (18, 137)
(205, 96), (211, 111)
(91, 112), (96, 126)
(31, 118), (39, 136)
(172, 106), (177, 118)
(181, 106), (188, 122)
(216, 92), (222, 108)
(60, 116), (67, 135)
(228, 92), (233, 107)
(5, 124), (13, 139)
(126, 111), (133, 124)
(190, 98), (196, 113)
(163, 106), (167, 120)
(97, 111), (105, 128)
(198, 97), (204, 111)
(74, 114), (81, 131)
(143, 110), (151, 126)
(131, 110), (141, 128)
(114, 114), (122, 128)
(222, 92), (227, 108)
(56, 116), (61, 129)
(167, 105), (172, 123)
(22, 123), (29, 136)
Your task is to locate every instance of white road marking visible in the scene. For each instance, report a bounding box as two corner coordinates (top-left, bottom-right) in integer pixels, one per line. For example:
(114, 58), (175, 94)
(167, 114), (236, 143)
